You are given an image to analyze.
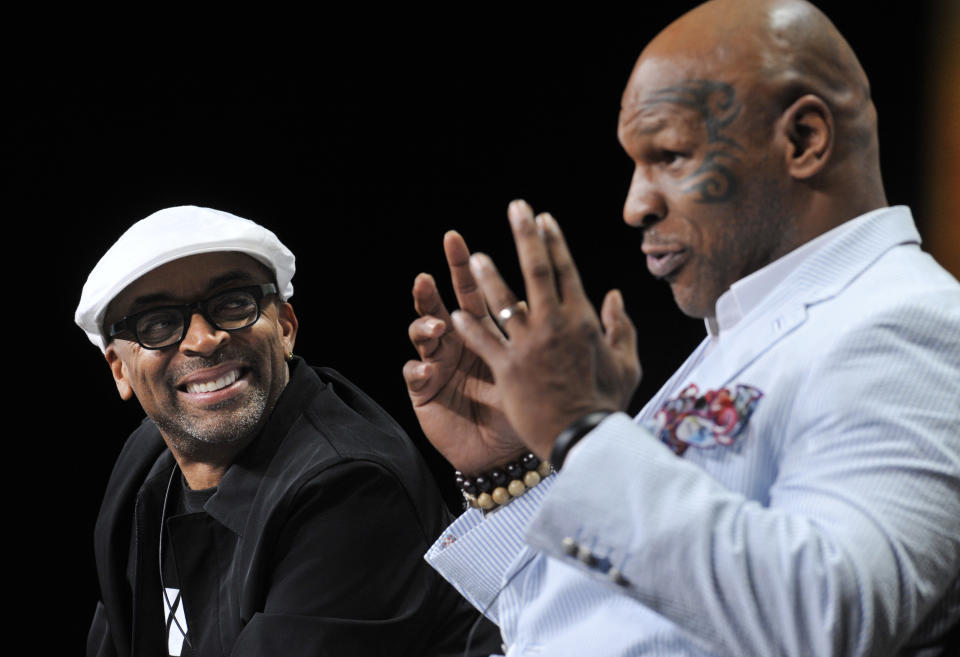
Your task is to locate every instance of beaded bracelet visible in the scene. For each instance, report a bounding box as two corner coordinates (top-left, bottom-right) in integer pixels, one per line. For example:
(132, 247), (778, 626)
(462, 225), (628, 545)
(456, 452), (553, 511)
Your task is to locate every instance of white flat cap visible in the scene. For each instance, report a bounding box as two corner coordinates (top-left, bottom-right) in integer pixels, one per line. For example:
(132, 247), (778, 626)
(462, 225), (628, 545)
(75, 205), (295, 351)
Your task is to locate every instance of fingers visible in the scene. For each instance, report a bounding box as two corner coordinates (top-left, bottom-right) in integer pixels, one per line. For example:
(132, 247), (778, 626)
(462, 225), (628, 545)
(408, 316), (446, 359)
(438, 232), (510, 341)
(468, 253), (525, 329)
(413, 273), (452, 322)
(451, 309), (506, 366)
(402, 359), (448, 405)
(494, 299), (528, 330)
(426, 201), (584, 347)
(601, 289), (641, 408)
(443, 231), (488, 319)
(601, 289), (637, 355)
(402, 359), (431, 395)
(538, 212), (587, 307)
(507, 200), (560, 313)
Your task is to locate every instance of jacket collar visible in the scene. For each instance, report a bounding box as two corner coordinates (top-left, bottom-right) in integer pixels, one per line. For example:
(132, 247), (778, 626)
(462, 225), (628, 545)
(711, 206), (921, 386)
(759, 205), (919, 311)
(201, 357), (323, 536)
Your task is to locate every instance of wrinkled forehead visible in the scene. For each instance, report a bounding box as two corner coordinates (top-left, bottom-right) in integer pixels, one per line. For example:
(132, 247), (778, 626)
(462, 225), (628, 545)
(619, 58), (717, 132)
(620, 56), (705, 124)
(622, 42), (758, 104)
(104, 252), (275, 323)
(617, 48), (771, 144)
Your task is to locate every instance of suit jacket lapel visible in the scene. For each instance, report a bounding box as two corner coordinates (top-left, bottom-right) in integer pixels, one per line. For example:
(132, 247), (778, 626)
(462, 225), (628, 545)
(685, 207), (921, 391)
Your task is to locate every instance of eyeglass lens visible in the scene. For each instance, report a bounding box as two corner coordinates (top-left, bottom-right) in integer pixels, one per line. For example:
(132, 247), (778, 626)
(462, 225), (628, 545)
(136, 289), (260, 348)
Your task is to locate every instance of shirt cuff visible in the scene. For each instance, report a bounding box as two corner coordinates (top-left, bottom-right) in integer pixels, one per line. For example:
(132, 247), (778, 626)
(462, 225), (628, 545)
(425, 474), (556, 621)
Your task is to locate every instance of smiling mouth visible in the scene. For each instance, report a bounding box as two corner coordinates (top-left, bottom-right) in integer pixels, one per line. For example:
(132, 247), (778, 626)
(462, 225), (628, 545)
(645, 249), (690, 280)
(180, 368), (248, 394)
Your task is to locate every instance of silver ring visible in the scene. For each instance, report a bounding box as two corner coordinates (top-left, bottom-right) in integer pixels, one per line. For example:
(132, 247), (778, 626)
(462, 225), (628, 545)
(497, 302), (526, 324)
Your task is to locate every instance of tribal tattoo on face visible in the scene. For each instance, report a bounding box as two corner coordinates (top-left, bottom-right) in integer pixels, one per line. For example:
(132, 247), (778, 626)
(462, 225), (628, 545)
(646, 80), (744, 203)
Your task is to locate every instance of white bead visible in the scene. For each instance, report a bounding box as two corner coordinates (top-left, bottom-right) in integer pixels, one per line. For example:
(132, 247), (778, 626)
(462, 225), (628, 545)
(476, 493), (495, 510)
(492, 487), (510, 505)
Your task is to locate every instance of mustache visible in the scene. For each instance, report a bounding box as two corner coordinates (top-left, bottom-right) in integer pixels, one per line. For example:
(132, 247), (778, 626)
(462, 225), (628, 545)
(641, 229), (687, 251)
(641, 230), (672, 248)
(166, 346), (257, 383)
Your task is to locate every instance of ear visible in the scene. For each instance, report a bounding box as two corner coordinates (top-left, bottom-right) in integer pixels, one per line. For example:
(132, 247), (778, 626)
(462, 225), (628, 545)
(779, 94), (834, 179)
(104, 344), (135, 401)
(278, 302), (299, 355)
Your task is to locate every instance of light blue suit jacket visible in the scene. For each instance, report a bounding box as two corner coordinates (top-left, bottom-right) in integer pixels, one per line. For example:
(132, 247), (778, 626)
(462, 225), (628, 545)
(428, 206), (960, 657)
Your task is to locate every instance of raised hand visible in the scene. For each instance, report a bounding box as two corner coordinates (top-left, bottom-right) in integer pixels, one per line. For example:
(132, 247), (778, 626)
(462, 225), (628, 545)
(403, 230), (529, 474)
(449, 200), (641, 460)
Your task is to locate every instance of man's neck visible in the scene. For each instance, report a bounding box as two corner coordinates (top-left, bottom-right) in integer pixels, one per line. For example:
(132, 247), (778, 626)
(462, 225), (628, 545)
(176, 459), (229, 490)
(704, 204), (893, 339)
(161, 434), (255, 489)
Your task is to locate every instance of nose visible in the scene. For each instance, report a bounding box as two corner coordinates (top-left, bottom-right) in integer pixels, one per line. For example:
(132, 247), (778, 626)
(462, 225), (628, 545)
(179, 311), (230, 357)
(623, 166), (666, 229)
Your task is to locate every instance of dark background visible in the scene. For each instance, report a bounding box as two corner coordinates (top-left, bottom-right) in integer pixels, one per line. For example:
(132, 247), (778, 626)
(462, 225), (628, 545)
(8, 4), (935, 651)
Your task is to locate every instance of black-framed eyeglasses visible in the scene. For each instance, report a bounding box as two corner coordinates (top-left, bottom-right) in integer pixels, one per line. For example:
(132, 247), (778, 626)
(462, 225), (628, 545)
(108, 283), (278, 350)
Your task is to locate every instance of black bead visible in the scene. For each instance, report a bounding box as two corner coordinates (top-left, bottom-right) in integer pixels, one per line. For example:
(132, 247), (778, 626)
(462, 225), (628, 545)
(461, 479), (477, 495)
(505, 462), (523, 479)
(475, 476), (493, 493)
(490, 469), (507, 486)
(521, 453), (540, 470)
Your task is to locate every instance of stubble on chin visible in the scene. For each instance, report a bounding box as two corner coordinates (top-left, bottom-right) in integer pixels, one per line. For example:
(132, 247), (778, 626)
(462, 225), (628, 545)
(155, 385), (270, 458)
(152, 346), (280, 458)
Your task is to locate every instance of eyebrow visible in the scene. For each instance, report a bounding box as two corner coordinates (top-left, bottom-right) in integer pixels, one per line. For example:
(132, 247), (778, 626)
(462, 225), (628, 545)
(127, 270), (259, 311)
(205, 270), (258, 292)
(634, 118), (668, 136)
(619, 107), (668, 135)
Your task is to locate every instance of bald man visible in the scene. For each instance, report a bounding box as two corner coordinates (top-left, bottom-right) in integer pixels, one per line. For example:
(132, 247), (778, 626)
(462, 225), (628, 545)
(404, 1), (960, 655)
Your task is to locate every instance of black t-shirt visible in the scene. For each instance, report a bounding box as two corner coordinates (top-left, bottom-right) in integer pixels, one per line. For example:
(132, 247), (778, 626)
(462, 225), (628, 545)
(160, 475), (216, 657)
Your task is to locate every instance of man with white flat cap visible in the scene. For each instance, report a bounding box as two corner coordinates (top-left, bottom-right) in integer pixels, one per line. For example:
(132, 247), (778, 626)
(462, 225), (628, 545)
(77, 206), (499, 657)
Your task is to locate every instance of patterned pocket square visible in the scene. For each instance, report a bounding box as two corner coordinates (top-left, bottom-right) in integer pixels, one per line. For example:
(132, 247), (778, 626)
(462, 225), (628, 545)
(645, 383), (763, 455)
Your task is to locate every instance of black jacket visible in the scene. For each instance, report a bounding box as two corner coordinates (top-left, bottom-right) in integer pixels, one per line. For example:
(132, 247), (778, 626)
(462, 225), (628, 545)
(88, 358), (499, 656)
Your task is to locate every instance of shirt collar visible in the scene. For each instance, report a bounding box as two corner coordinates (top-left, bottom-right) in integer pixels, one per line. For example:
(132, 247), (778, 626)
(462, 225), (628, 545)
(705, 207), (891, 339)
(202, 357), (321, 535)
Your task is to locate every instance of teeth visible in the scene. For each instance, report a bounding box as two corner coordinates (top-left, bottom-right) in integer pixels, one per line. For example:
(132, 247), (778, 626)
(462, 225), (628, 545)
(185, 369), (241, 394)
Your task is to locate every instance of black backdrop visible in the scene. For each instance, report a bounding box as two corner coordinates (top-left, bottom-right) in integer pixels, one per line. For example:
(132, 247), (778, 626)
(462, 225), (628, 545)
(9, 4), (932, 651)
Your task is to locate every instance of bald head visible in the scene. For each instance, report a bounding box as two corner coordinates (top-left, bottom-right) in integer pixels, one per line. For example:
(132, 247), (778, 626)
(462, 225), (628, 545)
(617, 0), (888, 318)
(625, 0), (885, 208)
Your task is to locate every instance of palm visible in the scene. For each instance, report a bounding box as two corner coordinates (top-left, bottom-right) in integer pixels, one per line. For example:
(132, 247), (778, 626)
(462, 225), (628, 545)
(403, 231), (526, 474)
(411, 322), (525, 474)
